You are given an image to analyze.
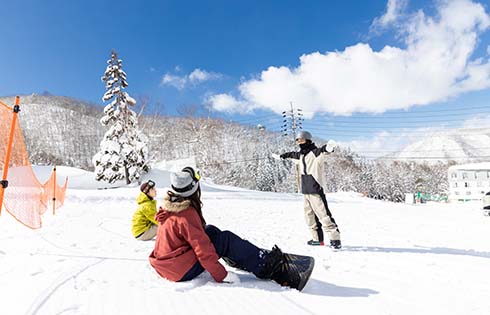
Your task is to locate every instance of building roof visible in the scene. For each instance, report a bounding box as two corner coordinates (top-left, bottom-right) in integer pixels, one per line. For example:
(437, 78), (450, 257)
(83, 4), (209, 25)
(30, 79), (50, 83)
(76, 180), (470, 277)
(448, 162), (490, 171)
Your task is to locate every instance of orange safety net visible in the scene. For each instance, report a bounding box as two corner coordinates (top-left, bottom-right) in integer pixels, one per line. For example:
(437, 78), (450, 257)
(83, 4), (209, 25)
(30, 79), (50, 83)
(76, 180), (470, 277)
(41, 166), (68, 215)
(0, 97), (68, 229)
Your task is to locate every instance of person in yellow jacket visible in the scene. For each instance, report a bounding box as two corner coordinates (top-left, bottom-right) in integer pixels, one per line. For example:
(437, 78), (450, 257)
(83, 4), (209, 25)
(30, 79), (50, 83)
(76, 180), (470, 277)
(132, 180), (158, 241)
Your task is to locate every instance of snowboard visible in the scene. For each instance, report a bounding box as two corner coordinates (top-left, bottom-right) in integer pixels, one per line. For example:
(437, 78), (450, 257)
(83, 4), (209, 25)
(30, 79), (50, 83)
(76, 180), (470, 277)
(273, 253), (315, 291)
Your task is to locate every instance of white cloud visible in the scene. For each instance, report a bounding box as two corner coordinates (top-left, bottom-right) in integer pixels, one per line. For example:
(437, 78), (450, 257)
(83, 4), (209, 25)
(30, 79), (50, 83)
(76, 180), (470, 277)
(161, 68), (222, 90)
(189, 69), (222, 83)
(161, 74), (187, 90)
(206, 93), (252, 113)
(208, 0), (490, 117)
(370, 0), (408, 31)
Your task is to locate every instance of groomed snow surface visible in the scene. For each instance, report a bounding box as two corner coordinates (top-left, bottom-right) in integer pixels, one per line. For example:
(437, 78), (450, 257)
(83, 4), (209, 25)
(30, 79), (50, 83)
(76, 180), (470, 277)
(1, 166), (489, 315)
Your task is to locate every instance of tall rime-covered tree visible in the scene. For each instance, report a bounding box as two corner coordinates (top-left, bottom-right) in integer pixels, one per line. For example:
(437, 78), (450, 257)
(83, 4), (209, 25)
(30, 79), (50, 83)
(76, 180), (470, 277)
(93, 50), (149, 184)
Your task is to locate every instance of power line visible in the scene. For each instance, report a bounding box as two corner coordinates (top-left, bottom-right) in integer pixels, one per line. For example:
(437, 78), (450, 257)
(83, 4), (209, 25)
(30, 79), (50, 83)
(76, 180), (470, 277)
(302, 129), (490, 137)
(238, 115), (490, 126)
(362, 156), (490, 160)
(305, 116), (490, 125)
(303, 124), (490, 131)
(234, 116), (490, 130)
(230, 105), (490, 125)
(302, 104), (490, 116)
(199, 151), (490, 168)
(232, 121), (490, 138)
(201, 156), (271, 167)
(355, 147), (490, 154)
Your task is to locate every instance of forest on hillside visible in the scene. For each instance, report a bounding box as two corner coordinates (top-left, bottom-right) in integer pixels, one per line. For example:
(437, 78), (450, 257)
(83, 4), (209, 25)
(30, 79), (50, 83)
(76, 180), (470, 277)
(0, 95), (451, 202)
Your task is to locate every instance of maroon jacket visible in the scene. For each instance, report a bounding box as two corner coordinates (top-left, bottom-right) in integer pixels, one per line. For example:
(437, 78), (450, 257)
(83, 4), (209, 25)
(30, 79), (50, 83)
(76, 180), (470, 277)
(149, 194), (227, 282)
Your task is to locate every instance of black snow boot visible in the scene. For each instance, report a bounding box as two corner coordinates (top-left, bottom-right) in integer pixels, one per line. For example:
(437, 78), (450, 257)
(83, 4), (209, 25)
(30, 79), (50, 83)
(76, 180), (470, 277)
(256, 245), (283, 279)
(257, 245), (315, 291)
(330, 240), (342, 250)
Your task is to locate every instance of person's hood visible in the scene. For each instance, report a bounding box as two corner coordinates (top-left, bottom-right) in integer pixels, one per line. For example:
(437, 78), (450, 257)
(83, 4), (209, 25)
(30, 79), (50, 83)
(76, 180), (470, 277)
(155, 194), (192, 224)
(136, 192), (153, 205)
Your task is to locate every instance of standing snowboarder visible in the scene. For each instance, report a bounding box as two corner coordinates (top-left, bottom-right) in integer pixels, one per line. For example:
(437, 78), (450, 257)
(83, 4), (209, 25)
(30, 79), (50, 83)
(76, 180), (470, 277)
(280, 130), (341, 249)
(483, 191), (490, 216)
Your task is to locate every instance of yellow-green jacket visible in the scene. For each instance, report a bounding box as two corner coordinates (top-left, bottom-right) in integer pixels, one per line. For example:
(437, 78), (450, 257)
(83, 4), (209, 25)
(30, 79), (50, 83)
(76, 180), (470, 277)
(132, 192), (158, 237)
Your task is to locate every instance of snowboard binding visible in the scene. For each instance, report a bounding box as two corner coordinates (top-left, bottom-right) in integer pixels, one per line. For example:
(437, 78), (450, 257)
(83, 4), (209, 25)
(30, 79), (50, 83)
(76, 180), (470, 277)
(259, 245), (315, 291)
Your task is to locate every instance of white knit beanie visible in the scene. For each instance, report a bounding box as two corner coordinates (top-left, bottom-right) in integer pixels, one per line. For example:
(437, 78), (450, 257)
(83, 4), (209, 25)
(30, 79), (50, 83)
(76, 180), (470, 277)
(170, 171), (199, 197)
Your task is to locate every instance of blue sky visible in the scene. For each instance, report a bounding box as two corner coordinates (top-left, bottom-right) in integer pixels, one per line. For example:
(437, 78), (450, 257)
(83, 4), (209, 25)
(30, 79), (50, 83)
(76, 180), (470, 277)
(1, 0), (490, 155)
(0, 0), (385, 103)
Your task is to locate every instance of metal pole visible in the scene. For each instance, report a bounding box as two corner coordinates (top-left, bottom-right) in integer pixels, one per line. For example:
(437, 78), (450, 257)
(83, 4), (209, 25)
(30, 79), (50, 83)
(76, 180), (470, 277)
(0, 96), (20, 215)
(52, 165), (57, 215)
(290, 102), (296, 142)
(290, 102), (301, 193)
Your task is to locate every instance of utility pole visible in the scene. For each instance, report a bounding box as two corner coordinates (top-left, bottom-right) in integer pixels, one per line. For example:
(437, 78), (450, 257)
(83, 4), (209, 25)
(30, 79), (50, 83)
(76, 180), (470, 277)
(281, 102), (303, 141)
(281, 102), (303, 193)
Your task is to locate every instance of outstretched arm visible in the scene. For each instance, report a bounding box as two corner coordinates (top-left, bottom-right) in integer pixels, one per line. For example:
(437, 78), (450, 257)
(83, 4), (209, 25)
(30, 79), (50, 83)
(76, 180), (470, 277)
(280, 151), (301, 160)
(313, 140), (337, 160)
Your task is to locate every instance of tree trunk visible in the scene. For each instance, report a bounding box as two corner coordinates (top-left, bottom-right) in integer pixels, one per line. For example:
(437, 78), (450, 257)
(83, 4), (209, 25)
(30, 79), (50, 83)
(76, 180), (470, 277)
(124, 163), (130, 184)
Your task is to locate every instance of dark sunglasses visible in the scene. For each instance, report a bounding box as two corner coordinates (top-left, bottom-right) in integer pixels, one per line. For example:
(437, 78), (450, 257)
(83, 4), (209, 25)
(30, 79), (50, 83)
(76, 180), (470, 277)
(147, 180), (156, 188)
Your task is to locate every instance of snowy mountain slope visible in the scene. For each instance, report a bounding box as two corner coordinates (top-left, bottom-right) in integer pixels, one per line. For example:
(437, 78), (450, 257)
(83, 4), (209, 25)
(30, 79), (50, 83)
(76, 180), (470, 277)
(1, 166), (489, 315)
(393, 128), (490, 162)
(0, 95), (104, 169)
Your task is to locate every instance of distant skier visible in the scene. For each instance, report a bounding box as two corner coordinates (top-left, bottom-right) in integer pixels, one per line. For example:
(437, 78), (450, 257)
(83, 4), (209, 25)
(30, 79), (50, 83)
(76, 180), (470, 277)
(149, 167), (314, 291)
(483, 191), (490, 216)
(132, 180), (159, 241)
(280, 130), (342, 249)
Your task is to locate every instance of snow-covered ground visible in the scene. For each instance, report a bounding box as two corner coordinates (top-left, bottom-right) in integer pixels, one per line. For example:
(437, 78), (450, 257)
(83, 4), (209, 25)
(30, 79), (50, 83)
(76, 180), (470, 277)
(1, 166), (489, 315)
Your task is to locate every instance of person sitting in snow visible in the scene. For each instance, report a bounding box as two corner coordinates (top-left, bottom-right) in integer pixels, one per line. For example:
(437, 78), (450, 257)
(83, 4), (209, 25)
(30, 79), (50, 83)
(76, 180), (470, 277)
(280, 130), (342, 249)
(132, 180), (159, 241)
(148, 167), (312, 290)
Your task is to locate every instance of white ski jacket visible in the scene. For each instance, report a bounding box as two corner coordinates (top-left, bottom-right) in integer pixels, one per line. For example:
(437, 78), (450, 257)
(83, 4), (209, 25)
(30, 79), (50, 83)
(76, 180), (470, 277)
(483, 193), (490, 209)
(281, 143), (331, 194)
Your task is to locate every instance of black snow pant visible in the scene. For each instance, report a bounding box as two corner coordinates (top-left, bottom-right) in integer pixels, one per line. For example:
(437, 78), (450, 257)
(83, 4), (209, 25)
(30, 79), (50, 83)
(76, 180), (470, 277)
(179, 225), (266, 281)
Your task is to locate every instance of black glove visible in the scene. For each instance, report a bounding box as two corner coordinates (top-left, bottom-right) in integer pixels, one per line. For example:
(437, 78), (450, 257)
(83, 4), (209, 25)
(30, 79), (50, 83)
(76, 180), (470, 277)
(279, 153), (288, 159)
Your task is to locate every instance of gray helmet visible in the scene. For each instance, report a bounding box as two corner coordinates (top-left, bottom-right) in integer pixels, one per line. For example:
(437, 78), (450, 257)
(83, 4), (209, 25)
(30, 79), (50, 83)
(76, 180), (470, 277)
(295, 130), (312, 141)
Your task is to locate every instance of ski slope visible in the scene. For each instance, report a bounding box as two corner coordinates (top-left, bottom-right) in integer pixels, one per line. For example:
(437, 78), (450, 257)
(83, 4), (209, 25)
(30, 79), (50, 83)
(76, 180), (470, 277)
(1, 166), (489, 315)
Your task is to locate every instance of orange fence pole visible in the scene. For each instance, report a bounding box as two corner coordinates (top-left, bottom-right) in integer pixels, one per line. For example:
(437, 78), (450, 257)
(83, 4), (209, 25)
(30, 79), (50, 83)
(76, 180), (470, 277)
(0, 96), (20, 216)
(52, 165), (57, 215)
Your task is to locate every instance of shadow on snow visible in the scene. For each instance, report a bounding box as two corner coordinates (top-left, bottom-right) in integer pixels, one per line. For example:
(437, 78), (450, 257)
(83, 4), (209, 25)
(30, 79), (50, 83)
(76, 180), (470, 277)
(343, 245), (490, 259)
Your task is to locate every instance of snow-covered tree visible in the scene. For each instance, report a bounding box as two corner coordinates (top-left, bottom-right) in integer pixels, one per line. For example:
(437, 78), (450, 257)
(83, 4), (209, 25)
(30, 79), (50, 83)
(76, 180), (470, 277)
(93, 50), (149, 184)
